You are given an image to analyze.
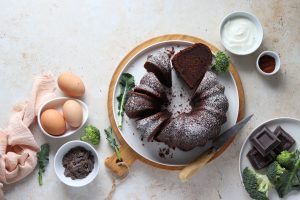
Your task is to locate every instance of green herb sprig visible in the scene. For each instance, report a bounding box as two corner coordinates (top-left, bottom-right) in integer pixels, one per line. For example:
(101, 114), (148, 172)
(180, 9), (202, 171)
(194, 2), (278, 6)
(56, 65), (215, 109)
(37, 144), (50, 186)
(117, 73), (135, 128)
(104, 127), (122, 162)
(212, 51), (230, 73)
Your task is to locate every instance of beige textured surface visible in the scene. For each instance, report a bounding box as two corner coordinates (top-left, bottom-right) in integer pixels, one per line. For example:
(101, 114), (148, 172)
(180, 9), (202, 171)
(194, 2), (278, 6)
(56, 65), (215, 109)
(0, 0), (299, 199)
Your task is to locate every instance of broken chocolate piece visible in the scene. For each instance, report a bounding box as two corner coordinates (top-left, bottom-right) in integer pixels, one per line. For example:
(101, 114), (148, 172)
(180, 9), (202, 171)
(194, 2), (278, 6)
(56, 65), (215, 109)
(273, 126), (296, 153)
(250, 126), (281, 157)
(247, 148), (274, 170)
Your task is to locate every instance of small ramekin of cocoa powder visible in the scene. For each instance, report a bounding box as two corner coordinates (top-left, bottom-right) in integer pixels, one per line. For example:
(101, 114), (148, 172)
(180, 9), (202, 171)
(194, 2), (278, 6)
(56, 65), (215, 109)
(256, 51), (280, 76)
(54, 140), (100, 187)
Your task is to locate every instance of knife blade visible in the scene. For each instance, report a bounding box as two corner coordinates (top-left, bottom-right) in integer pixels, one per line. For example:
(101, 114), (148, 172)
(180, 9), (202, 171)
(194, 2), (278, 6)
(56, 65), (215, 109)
(179, 114), (254, 181)
(212, 114), (254, 151)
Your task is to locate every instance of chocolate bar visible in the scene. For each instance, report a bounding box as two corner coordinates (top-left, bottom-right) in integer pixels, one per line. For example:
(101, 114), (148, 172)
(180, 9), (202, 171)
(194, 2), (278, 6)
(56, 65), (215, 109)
(273, 126), (296, 153)
(250, 126), (281, 157)
(247, 148), (275, 170)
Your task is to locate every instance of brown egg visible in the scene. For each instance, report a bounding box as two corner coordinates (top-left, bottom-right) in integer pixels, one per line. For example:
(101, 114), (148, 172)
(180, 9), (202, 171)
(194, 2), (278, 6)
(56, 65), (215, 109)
(41, 109), (66, 136)
(63, 100), (83, 128)
(58, 72), (85, 97)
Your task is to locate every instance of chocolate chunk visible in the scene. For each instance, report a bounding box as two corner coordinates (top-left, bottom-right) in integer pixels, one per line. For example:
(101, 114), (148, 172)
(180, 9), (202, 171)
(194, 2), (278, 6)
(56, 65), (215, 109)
(247, 148), (275, 170)
(250, 127), (281, 157)
(273, 126), (296, 153)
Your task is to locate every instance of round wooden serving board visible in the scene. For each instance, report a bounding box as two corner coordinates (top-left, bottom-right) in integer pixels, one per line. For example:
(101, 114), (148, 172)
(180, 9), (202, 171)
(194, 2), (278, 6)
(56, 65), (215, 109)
(105, 34), (245, 176)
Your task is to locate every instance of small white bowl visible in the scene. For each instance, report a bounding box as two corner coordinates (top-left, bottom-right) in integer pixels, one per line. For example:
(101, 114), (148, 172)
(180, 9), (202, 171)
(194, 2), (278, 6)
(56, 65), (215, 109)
(256, 51), (280, 76)
(220, 11), (263, 55)
(37, 97), (88, 138)
(54, 140), (100, 187)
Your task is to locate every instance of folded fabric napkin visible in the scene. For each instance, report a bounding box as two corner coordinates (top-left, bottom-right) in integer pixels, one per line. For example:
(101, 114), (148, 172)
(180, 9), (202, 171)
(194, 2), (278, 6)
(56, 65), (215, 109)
(0, 74), (55, 199)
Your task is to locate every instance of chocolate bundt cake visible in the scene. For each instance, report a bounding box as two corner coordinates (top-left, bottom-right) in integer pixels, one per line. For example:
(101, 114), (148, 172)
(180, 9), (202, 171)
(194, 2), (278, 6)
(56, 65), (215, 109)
(136, 110), (171, 142)
(144, 49), (172, 87)
(124, 91), (160, 118)
(172, 43), (213, 89)
(134, 72), (167, 102)
(156, 71), (228, 151)
(124, 43), (229, 151)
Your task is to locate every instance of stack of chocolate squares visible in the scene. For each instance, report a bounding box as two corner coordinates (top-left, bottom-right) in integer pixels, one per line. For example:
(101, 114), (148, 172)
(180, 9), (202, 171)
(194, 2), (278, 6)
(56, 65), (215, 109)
(247, 126), (296, 170)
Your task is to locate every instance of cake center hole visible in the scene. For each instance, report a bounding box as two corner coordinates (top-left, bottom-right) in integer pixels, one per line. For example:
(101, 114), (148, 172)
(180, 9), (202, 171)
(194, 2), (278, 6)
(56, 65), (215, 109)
(163, 70), (193, 117)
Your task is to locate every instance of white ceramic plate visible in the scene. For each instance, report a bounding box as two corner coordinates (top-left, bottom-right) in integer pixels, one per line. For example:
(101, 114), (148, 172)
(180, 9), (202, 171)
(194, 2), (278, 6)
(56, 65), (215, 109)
(239, 117), (300, 200)
(113, 40), (239, 167)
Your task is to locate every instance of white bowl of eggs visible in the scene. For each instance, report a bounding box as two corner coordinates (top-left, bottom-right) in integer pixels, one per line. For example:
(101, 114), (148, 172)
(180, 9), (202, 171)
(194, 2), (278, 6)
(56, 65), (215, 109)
(38, 97), (88, 138)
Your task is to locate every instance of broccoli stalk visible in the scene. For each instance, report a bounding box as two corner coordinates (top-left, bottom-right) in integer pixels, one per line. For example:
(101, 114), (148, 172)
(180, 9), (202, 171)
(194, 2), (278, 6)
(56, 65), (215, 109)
(242, 167), (272, 200)
(212, 51), (230, 73)
(266, 161), (286, 184)
(80, 125), (101, 145)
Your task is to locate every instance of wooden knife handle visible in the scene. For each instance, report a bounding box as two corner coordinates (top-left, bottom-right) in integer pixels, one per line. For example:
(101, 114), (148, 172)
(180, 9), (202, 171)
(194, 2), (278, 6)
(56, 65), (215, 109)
(105, 143), (138, 177)
(178, 149), (215, 182)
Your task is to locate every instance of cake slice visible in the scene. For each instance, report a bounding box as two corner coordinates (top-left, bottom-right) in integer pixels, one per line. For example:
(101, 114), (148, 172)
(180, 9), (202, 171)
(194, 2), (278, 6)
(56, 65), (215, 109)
(172, 43), (213, 89)
(136, 110), (171, 142)
(134, 72), (168, 102)
(144, 49), (172, 87)
(125, 91), (160, 118)
(191, 71), (219, 104)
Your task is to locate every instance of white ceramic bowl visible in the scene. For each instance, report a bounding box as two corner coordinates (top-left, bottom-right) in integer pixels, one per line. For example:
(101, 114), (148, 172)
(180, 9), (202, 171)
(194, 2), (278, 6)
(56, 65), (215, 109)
(220, 11), (263, 55)
(37, 97), (88, 138)
(256, 51), (281, 76)
(54, 140), (100, 187)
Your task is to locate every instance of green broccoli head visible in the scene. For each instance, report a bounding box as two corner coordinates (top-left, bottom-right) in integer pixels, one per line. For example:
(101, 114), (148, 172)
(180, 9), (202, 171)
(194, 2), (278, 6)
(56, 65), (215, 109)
(242, 167), (271, 200)
(266, 161), (286, 184)
(212, 51), (230, 73)
(80, 125), (100, 145)
(276, 150), (296, 170)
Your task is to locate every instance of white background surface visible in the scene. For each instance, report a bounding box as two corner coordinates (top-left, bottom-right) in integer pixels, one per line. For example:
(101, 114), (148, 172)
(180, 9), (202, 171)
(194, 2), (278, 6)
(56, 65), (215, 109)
(0, 0), (299, 199)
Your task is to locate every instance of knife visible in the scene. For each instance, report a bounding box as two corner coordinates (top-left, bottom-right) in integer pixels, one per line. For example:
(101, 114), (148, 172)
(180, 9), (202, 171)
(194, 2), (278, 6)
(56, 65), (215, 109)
(179, 114), (254, 181)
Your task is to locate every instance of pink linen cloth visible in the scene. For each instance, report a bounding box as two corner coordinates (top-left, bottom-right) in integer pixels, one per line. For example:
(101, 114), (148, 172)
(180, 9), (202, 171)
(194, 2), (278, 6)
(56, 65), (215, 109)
(0, 74), (55, 199)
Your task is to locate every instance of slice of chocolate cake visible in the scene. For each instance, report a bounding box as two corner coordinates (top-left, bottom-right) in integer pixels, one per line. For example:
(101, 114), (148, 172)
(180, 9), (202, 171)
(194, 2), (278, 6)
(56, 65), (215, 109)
(134, 72), (168, 102)
(172, 43), (213, 89)
(136, 110), (171, 142)
(125, 91), (160, 118)
(144, 49), (172, 87)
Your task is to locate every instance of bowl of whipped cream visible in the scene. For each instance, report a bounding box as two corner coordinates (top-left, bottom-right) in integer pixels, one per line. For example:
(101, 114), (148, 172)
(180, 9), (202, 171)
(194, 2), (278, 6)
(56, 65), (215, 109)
(220, 11), (263, 55)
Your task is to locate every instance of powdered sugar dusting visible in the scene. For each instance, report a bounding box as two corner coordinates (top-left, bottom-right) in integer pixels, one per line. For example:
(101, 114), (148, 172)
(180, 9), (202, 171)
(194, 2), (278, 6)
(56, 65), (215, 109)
(125, 92), (160, 118)
(135, 72), (167, 100)
(156, 71), (229, 151)
(147, 48), (171, 74)
(136, 111), (170, 141)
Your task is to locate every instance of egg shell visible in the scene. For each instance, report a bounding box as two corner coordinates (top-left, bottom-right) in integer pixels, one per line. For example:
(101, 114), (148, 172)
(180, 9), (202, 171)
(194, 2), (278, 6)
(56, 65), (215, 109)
(58, 72), (85, 97)
(41, 109), (66, 136)
(63, 100), (83, 128)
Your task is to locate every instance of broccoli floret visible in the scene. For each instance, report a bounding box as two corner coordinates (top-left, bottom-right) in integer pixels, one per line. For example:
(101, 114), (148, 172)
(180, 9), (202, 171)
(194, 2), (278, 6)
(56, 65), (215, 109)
(266, 161), (286, 184)
(275, 150), (300, 197)
(276, 150), (296, 170)
(242, 167), (272, 200)
(212, 51), (230, 73)
(80, 125), (100, 145)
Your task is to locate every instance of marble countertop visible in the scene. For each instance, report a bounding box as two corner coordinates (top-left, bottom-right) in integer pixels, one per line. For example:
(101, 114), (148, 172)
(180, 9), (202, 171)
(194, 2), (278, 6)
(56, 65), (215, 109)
(0, 0), (299, 199)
